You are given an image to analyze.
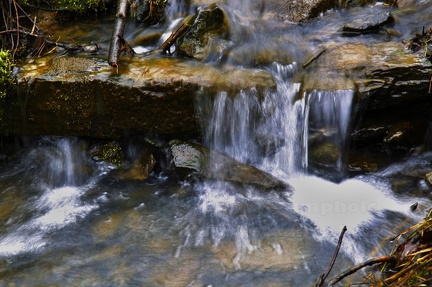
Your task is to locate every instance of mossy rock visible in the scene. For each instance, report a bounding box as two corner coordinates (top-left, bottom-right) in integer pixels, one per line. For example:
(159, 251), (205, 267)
(176, 3), (229, 60)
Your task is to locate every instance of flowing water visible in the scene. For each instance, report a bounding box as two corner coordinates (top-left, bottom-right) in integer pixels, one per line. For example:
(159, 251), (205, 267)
(2, 1), (432, 286)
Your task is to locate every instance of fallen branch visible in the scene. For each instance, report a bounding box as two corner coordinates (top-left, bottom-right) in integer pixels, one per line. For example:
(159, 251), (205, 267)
(108, 0), (129, 72)
(315, 226), (347, 287)
(326, 255), (395, 286)
(159, 15), (195, 54)
(302, 49), (326, 68)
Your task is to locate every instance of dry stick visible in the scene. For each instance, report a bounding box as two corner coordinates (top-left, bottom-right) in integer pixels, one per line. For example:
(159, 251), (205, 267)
(15, 0), (41, 33)
(302, 49), (326, 68)
(316, 226), (347, 287)
(108, 0), (129, 73)
(12, 0), (20, 56)
(326, 256), (395, 286)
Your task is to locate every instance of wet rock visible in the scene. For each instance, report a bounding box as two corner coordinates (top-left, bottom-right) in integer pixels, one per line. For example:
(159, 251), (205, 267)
(304, 41), (432, 168)
(91, 141), (124, 167)
(383, 121), (428, 151)
(266, 0), (337, 22)
(176, 3), (229, 60)
(168, 140), (205, 180)
(169, 139), (289, 191)
(131, 31), (164, 47)
(341, 11), (394, 35)
(7, 55), (275, 139)
(304, 41), (432, 107)
(309, 142), (340, 168)
(425, 172), (432, 187)
(115, 148), (156, 181)
(348, 151), (380, 173)
(47, 57), (97, 76)
(255, 135), (286, 157)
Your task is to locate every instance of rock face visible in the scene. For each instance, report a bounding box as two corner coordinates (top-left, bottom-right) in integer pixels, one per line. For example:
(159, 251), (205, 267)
(5, 55), (275, 139)
(303, 41), (432, 171)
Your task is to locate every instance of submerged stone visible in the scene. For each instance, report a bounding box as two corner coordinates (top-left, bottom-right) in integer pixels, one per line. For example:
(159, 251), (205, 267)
(342, 11), (394, 35)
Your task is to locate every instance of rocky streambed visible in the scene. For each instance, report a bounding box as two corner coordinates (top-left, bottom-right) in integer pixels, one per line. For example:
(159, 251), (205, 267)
(3, 0), (432, 182)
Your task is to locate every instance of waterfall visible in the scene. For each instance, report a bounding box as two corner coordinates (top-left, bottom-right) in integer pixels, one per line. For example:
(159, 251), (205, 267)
(304, 90), (355, 179)
(24, 137), (93, 188)
(184, 62), (358, 257)
(197, 62), (354, 180)
(0, 137), (103, 256)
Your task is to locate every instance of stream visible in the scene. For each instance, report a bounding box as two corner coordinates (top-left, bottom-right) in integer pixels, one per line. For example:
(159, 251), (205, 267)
(1, 0), (432, 286)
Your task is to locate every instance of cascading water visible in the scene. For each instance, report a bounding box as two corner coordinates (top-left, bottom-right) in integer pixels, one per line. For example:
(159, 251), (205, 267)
(0, 137), (106, 256)
(191, 59), (425, 268)
(1, 1), (432, 286)
(303, 90), (355, 179)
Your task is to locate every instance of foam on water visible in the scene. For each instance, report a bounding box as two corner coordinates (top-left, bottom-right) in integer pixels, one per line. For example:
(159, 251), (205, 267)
(289, 175), (424, 262)
(0, 186), (97, 256)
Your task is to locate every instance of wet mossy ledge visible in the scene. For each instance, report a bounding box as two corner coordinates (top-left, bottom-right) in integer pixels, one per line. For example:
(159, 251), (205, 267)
(5, 55), (275, 139)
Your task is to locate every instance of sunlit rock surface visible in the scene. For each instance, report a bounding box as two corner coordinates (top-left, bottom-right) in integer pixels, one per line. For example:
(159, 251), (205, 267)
(7, 55), (275, 139)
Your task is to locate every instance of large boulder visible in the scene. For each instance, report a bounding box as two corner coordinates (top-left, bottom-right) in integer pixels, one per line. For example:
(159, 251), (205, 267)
(4, 55), (275, 139)
(169, 139), (289, 191)
(176, 3), (229, 60)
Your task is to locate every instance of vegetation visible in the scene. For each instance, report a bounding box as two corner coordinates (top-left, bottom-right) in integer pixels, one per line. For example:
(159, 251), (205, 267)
(316, 209), (432, 286)
(17, 0), (108, 13)
(99, 142), (124, 167)
(367, 209), (432, 286)
(0, 50), (14, 99)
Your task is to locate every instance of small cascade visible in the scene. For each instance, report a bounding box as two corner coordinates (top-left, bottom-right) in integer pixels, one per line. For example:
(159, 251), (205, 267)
(22, 137), (104, 189)
(0, 137), (105, 256)
(0, 186), (97, 256)
(204, 89), (261, 164)
(303, 90), (355, 179)
(196, 62), (302, 177)
(191, 60), (415, 265)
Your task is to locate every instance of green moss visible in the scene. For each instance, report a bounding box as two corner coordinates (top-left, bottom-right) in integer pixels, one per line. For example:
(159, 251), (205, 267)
(101, 142), (124, 167)
(0, 50), (13, 99)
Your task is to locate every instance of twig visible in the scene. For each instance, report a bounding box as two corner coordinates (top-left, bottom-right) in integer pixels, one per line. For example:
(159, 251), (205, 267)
(315, 226), (347, 287)
(327, 256), (395, 286)
(302, 49), (326, 68)
(16, 1), (41, 33)
(12, 0), (20, 56)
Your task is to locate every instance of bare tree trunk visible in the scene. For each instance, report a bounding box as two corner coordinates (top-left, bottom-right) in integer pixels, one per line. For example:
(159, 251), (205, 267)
(108, 0), (129, 72)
